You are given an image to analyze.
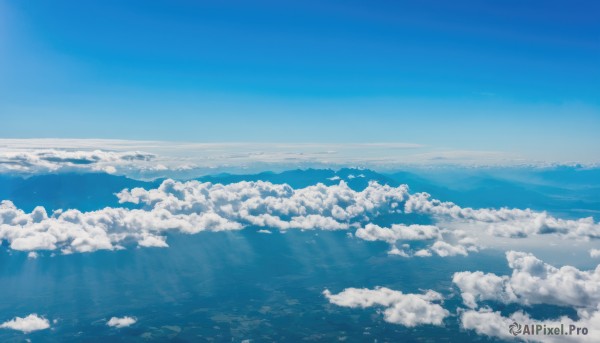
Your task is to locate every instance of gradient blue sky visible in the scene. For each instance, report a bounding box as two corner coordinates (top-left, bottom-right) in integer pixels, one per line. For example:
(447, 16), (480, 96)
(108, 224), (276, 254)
(0, 0), (599, 162)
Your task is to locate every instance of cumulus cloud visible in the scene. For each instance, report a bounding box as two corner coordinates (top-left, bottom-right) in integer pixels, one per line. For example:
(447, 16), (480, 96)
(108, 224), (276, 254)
(591, 249), (600, 258)
(349, 190), (600, 258)
(2, 177), (598, 255)
(460, 307), (600, 343)
(387, 246), (410, 257)
(405, 192), (600, 240)
(0, 314), (50, 333)
(323, 287), (449, 327)
(355, 224), (439, 243)
(354, 224), (478, 258)
(429, 241), (468, 257)
(453, 252), (600, 342)
(454, 251), (600, 310)
(115, 179), (408, 233)
(107, 316), (137, 328)
(0, 180), (408, 253)
(0, 200), (234, 254)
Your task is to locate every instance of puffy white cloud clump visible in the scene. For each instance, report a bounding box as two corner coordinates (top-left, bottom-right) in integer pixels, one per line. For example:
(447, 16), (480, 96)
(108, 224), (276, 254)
(454, 252), (600, 342)
(116, 179), (408, 230)
(460, 307), (600, 343)
(0, 200), (215, 253)
(405, 192), (600, 239)
(0, 314), (50, 333)
(453, 251), (600, 309)
(0, 180), (408, 253)
(323, 287), (449, 327)
(355, 224), (439, 243)
(107, 316), (137, 328)
(354, 224), (479, 258)
(351, 189), (600, 258)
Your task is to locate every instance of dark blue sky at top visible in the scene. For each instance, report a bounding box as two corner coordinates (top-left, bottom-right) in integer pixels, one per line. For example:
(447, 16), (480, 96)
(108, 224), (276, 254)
(8, 0), (599, 99)
(0, 0), (599, 160)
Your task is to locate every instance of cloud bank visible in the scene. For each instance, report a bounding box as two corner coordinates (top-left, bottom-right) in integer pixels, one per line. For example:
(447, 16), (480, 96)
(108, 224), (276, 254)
(323, 287), (449, 327)
(0, 180), (408, 253)
(1, 138), (560, 179)
(1, 178), (599, 255)
(0, 148), (156, 175)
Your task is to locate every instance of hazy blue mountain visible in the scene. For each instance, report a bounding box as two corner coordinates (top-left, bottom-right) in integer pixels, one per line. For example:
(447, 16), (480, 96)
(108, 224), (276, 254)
(388, 168), (600, 219)
(0, 173), (155, 212)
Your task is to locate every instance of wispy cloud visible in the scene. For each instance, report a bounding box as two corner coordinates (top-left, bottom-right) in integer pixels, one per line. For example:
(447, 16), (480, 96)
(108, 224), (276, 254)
(0, 139), (546, 178)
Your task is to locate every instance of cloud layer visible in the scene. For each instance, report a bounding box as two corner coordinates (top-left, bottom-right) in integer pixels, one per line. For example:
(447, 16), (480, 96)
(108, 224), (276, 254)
(323, 287), (449, 327)
(0, 180), (408, 253)
(1, 177), (599, 255)
(0, 149), (156, 175)
(1, 139), (533, 178)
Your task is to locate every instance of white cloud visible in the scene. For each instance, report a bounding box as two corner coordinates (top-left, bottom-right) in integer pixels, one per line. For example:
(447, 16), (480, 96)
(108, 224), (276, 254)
(453, 251), (600, 310)
(455, 252), (600, 342)
(1, 139), (559, 180)
(323, 287), (449, 327)
(429, 241), (468, 257)
(2, 176), (598, 256)
(0, 139), (425, 178)
(137, 233), (169, 248)
(0, 148), (155, 175)
(460, 307), (600, 343)
(0, 180), (408, 253)
(591, 249), (600, 258)
(405, 192), (600, 240)
(0, 314), (50, 333)
(414, 249), (432, 257)
(257, 229), (272, 234)
(107, 316), (136, 328)
(354, 224), (478, 258)
(387, 246), (410, 257)
(355, 224), (439, 244)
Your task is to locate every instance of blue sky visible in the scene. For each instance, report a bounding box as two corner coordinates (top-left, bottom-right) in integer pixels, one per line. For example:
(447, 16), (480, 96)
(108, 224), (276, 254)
(0, 0), (599, 162)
